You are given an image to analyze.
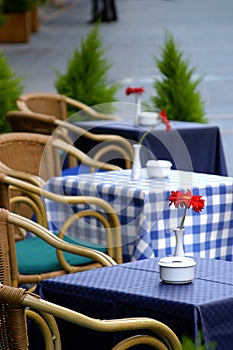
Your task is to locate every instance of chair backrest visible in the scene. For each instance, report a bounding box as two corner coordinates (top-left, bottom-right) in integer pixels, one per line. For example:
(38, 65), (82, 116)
(0, 132), (58, 236)
(17, 92), (68, 120)
(7, 110), (58, 135)
(0, 132), (58, 181)
(16, 92), (121, 121)
(0, 283), (183, 350)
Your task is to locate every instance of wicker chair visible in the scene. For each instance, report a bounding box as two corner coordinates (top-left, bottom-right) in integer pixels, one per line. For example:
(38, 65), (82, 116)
(0, 171), (122, 256)
(0, 283), (183, 350)
(0, 132), (123, 242)
(16, 92), (121, 121)
(6, 110), (134, 169)
(0, 133), (122, 238)
(0, 135), (123, 289)
(0, 207), (117, 291)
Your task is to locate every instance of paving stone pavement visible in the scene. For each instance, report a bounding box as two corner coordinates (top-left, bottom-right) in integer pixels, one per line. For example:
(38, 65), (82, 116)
(1, 0), (233, 175)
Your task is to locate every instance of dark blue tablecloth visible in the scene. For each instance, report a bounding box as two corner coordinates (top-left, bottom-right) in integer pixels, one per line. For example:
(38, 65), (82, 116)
(36, 258), (233, 350)
(74, 121), (228, 176)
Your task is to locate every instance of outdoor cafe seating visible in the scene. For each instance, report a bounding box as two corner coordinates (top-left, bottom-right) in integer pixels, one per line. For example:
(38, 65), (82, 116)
(0, 207), (182, 350)
(1, 116), (232, 350)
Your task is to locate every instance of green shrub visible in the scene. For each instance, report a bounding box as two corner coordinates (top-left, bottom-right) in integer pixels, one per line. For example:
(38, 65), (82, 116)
(55, 25), (120, 118)
(0, 51), (23, 133)
(1, 0), (34, 13)
(147, 31), (206, 123)
(181, 333), (217, 350)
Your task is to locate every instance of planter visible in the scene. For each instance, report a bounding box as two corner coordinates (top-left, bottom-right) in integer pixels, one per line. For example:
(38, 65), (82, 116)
(0, 12), (31, 43)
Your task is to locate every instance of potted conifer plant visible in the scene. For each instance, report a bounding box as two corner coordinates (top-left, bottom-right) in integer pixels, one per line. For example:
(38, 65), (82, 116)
(54, 25), (120, 119)
(147, 31), (206, 123)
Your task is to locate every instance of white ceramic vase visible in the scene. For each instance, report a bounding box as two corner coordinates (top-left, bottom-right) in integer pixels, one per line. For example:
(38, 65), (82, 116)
(134, 95), (141, 125)
(173, 228), (185, 257)
(131, 144), (142, 180)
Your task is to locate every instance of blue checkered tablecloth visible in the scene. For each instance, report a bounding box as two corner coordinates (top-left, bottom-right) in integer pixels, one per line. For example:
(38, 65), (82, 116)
(44, 169), (233, 262)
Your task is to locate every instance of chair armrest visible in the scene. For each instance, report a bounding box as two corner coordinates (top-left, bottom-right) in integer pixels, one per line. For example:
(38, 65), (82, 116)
(0, 283), (182, 350)
(8, 210), (117, 269)
(55, 119), (134, 164)
(51, 137), (122, 172)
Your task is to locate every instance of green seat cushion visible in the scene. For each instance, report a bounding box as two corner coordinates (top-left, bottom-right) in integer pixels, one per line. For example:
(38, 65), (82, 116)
(16, 234), (107, 275)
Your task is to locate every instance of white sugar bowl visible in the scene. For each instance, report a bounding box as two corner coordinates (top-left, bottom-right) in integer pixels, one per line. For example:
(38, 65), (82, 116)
(158, 256), (196, 284)
(138, 112), (159, 126)
(146, 160), (172, 178)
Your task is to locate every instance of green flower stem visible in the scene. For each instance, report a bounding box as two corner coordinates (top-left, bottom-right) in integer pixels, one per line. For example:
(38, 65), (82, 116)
(139, 121), (162, 145)
(179, 206), (187, 230)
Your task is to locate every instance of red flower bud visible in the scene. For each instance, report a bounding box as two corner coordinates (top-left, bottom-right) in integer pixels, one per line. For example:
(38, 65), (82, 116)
(159, 110), (171, 132)
(125, 87), (145, 95)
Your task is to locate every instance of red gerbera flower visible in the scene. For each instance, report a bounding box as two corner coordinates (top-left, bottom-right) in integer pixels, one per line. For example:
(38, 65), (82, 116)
(169, 189), (205, 229)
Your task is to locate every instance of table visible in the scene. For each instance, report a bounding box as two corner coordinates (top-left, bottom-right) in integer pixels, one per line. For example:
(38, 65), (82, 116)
(74, 120), (228, 176)
(44, 169), (233, 262)
(36, 257), (233, 350)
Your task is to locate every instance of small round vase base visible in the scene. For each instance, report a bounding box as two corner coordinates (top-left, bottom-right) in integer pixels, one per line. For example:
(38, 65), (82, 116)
(158, 256), (196, 284)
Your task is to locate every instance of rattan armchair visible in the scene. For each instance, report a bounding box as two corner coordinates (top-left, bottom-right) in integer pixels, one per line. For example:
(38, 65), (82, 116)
(16, 92), (121, 121)
(0, 207), (117, 291)
(0, 132), (123, 287)
(0, 283), (183, 350)
(0, 133), (123, 239)
(6, 110), (134, 169)
(0, 169), (122, 250)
